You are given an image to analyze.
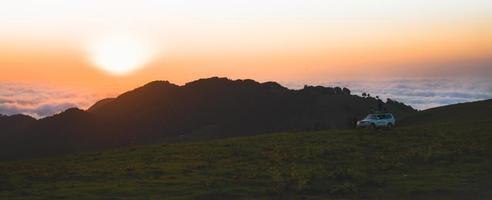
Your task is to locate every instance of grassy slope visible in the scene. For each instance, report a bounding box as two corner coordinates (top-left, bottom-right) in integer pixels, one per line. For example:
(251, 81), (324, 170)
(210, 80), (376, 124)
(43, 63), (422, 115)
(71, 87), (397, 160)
(399, 99), (492, 126)
(1, 101), (492, 199)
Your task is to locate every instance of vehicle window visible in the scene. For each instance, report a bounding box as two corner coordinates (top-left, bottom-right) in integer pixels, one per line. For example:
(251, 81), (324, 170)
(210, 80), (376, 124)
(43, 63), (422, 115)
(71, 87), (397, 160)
(378, 115), (385, 119)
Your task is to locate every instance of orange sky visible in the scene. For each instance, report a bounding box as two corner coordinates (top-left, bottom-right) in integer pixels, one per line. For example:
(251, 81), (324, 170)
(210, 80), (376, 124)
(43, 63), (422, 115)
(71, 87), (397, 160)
(1, 0), (492, 93)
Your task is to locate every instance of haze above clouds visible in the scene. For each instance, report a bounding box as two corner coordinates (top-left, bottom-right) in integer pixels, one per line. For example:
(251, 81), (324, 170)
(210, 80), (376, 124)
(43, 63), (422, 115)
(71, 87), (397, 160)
(0, 1), (491, 117)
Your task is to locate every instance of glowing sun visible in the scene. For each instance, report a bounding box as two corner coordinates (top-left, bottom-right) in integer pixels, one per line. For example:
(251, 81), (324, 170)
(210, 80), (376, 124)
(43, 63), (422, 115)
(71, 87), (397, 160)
(88, 34), (153, 75)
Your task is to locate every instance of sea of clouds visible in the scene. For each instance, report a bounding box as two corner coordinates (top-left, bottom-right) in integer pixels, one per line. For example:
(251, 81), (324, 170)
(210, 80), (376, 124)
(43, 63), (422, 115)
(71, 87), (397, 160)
(285, 76), (492, 110)
(326, 77), (492, 110)
(1, 76), (492, 118)
(0, 82), (109, 118)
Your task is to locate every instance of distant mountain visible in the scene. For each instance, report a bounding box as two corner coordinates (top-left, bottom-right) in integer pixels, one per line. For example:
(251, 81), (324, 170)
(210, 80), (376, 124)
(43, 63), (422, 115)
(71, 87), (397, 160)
(0, 77), (415, 160)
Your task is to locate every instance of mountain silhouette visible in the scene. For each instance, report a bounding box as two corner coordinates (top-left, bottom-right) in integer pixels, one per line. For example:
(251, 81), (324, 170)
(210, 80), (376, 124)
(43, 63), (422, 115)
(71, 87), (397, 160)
(0, 77), (415, 160)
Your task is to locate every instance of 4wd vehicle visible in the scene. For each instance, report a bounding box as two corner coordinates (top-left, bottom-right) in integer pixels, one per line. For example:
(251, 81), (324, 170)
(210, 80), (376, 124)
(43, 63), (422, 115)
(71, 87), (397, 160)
(356, 113), (395, 129)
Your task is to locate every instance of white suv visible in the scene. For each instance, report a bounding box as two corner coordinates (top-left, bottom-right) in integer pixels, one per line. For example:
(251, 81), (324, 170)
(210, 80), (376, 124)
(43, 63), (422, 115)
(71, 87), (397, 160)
(356, 113), (395, 129)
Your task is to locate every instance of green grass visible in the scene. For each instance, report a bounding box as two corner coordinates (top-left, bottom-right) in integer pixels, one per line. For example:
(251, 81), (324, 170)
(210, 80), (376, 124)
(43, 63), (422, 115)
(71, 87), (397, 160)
(1, 117), (492, 199)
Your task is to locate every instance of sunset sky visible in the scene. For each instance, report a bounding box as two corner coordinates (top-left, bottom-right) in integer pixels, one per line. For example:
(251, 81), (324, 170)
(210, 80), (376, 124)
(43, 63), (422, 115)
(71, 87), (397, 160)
(1, 0), (492, 117)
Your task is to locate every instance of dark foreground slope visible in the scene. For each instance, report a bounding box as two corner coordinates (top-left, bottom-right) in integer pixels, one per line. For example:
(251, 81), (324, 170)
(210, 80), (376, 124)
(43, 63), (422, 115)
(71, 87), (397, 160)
(0, 100), (491, 199)
(0, 77), (414, 160)
(400, 99), (492, 126)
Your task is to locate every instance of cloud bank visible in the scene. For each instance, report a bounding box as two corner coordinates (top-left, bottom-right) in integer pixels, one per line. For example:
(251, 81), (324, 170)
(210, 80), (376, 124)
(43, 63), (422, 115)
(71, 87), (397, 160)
(0, 82), (109, 118)
(2, 76), (492, 118)
(282, 76), (492, 110)
(325, 77), (492, 110)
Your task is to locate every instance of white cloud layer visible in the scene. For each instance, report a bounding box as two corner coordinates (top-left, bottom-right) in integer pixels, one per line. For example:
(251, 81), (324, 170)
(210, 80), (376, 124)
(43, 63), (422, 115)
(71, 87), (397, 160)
(2, 76), (492, 118)
(0, 82), (108, 118)
(324, 77), (492, 110)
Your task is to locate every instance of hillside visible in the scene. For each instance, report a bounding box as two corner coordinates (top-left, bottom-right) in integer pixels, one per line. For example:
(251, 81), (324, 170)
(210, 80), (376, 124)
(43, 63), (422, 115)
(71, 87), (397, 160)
(0, 77), (415, 160)
(400, 99), (492, 126)
(0, 100), (491, 199)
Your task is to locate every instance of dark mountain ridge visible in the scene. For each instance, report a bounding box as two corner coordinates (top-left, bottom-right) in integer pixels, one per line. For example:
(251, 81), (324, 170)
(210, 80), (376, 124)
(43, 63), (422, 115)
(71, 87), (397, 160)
(0, 77), (415, 160)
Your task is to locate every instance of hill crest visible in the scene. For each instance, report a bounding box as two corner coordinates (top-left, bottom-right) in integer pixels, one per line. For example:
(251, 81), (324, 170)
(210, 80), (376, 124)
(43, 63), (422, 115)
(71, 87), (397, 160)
(0, 77), (416, 159)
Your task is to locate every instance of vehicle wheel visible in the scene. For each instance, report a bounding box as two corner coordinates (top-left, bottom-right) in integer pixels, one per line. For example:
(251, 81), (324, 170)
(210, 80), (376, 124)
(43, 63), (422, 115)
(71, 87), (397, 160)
(387, 123), (394, 129)
(370, 123), (377, 130)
